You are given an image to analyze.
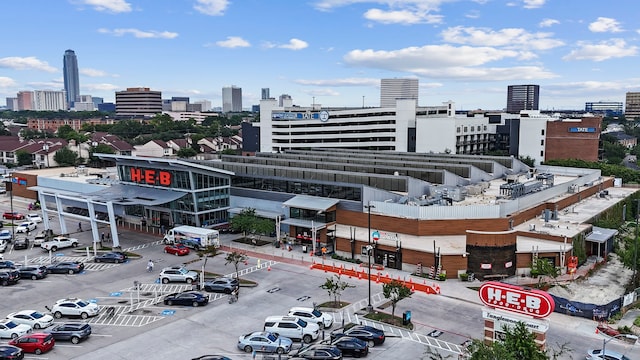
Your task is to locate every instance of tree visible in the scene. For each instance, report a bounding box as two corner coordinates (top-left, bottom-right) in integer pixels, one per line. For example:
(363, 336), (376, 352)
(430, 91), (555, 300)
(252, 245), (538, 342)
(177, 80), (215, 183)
(465, 322), (561, 360)
(53, 148), (78, 166)
(176, 147), (197, 158)
(16, 150), (33, 166)
(230, 208), (259, 237)
(382, 280), (412, 324)
(225, 250), (248, 285)
(319, 274), (355, 308)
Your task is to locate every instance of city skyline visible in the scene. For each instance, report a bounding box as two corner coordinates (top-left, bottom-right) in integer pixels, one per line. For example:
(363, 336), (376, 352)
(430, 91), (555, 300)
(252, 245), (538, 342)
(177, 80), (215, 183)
(1, 0), (639, 110)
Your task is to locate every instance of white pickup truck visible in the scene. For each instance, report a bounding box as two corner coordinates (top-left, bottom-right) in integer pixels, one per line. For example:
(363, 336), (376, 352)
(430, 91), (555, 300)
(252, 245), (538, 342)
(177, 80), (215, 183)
(41, 236), (79, 251)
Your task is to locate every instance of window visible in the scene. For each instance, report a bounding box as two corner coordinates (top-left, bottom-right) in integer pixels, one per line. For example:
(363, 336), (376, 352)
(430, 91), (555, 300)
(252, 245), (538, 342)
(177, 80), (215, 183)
(541, 129), (545, 135)
(456, 127), (461, 133)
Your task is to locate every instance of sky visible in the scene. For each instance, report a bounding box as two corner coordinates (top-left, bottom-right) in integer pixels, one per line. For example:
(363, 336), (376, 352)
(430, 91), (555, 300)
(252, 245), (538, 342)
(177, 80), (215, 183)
(1, 0), (640, 111)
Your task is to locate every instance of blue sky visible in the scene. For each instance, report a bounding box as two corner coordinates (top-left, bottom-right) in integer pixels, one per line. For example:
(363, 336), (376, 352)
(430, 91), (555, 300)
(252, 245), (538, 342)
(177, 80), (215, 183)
(1, 0), (639, 111)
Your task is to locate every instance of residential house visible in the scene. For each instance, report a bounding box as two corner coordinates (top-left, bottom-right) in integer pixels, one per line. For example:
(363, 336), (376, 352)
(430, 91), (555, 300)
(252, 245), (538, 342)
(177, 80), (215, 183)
(133, 140), (172, 157)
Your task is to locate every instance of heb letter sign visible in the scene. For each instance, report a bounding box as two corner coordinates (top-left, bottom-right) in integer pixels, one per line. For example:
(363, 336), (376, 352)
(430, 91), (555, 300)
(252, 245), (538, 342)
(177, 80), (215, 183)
(130, 168), (171, 186)
(479, 281), (554, 318)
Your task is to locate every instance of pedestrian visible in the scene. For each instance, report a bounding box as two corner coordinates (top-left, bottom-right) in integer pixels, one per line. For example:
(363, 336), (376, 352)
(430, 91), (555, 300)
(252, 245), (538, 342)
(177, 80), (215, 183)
(252, 349), (256, 360)
(101, 232), (105, 242)
(78, 222), (82, 231)
(147, 260), (154, 272)
(161, 224), (165, 235)
(106, 232), (111, 242)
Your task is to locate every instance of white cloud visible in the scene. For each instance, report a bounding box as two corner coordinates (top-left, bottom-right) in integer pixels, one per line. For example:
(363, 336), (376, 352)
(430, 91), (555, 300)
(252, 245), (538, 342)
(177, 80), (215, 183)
(214, 36), (251, 48)
(563, 39), (637, 62)
(589, 17), (623, 33)
(98, 28), (178, 39)
(194, 0), (229, 16)
(80, 68), (108, 77)
(0, 77), (16, 87)
(0, 57), (57, 72)
(539, 18), (559, 27)
(82, 83), (120, 91)
(26, 80), (64, 89)
(79, 0), (132, 13)
(279, 39), (309, 50)
(364, 8), (443, 24)
(465, 10), (480, 19)
(303, 89), (341, 97)
(523, 0), (545, 9)
(441, 26), (564, 51)
(294, 78), (380, 87)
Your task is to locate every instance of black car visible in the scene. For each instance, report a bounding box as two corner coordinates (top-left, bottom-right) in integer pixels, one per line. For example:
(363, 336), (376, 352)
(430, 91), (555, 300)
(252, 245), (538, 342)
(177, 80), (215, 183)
(202, 277), (239, 294)
(47, 323), (91, 344)
(0, 345), (24, 360)
(290, 344), (343, 360)
(331, 336), (369, 357)
(94, 252), (126, 263)
(46, 261), (84, 274)
(13, 238), (29, 250)
(330, 324), (385, 347)
(0, 269), (20, 286)
(163, 291), (209, 307)
(191, 356), (232, 360)
(17, 266), (47, 280)
(0, 260), (16, 269)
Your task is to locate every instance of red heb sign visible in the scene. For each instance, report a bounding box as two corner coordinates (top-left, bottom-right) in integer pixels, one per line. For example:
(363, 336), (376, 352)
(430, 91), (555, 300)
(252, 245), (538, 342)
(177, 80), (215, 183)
(130, 168), (171, 186)
(479, 281), (555, 318)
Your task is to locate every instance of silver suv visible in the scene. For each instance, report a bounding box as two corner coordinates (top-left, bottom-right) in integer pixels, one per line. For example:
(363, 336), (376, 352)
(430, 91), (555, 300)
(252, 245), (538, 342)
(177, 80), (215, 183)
(159, 266), (199, 284)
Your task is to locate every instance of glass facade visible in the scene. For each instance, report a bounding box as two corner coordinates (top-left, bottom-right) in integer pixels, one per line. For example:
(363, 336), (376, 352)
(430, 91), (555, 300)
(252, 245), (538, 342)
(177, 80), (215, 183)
(233, 176), (362, 201)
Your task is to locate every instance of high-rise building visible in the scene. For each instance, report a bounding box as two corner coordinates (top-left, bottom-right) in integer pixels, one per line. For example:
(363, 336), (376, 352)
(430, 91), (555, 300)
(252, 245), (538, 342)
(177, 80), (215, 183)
(261, 88), (270, 100)
(193, 100), (211, 111)
(625, 92), (640, 119)
(222, 85), (242, 112)
(506, 85), (539, 113)
(585, 101), (623, 117)
(380, 78), (419, 107)
(63, 49), (80, 109)
(5, 97), (18, 111)
(278, 94), (292, 107)
(17, 91), (34, 110)
(32, 90), (66, 111)
(115, 87), (162, 118)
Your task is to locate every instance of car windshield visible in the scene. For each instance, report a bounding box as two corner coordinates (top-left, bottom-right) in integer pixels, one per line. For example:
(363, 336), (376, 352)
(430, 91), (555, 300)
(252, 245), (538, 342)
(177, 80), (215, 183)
(5, 321), (17, 329)
(30, 312), (43, 319)
(266, 333), (278, 342)
(296, 318), (308, 327)
(178, 268), (188, 274)
(77, 301), (89, 307)
(311, 309), (322, 317)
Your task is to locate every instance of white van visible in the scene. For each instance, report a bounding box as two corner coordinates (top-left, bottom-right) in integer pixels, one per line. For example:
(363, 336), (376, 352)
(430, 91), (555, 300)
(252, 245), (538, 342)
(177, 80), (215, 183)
(263, 316), (319, 343)
(288, 307), (333, 329)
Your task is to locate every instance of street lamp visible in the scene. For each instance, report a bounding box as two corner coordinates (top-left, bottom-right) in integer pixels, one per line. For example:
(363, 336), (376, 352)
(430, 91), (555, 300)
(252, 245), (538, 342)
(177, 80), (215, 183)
(365, 202), (375, 313)
(602, 333), (638, 358)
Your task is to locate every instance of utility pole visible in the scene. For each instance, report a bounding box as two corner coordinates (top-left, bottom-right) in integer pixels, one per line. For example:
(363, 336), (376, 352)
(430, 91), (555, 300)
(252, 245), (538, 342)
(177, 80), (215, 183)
(365, 202), (375, 313)
(635, 200), (639, 288)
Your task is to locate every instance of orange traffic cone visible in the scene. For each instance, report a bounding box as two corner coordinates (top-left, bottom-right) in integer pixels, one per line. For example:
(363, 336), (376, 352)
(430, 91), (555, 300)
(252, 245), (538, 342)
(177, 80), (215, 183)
(595, 327), (599, 334)
(267, 265), (271, 271)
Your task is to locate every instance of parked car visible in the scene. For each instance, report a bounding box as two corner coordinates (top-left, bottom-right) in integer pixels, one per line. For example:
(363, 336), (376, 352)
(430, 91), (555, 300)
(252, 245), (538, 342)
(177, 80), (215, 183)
(191, 356), (232, 360)
(159, 266), (199, 284)
(94, 252), (126, 263)
(289, 306), (334, 329)
(46, 261), (84, 274)
(164, 243), (190, 256)
(289, 344), (343, 360)
(50, 298), (99, 319)
(163, 291), (209, 307)
(0, 230), (12, 242)
(6, 310), (53, 330)
(0, 240), (7, 253)
(264, 316), (320, 343)
(0, 320), (31, 339)
(25, 214), (42, 223)
(236, 331), (292, 354)
(0, 345), (23, 360)
(0, 260), (16, 269)
(0, 269), (20, 286)
(330, 336), (369, 357)
(15, 222), (36, 234)
(40, 236), (78, 251)
(2, 212), (24, 221)
(202, 277), (239, 294)
(46, 323), (91, 344)
(330, 324), (385, 347)
(33, 229), (53, 244)
(17, 266), (47, 280)
(586, 349), (631, 360)
(13, 238), (29, 250)
(9, 333), (55, 355)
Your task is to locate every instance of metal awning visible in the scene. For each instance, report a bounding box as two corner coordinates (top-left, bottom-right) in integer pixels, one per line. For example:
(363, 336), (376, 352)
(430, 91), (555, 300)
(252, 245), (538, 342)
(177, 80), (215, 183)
(585, 226), (618, 243)
(228, 208), (284, 220)
(282, 195), (339, 212)
(86, 184), (188, 206)
(281, 218), (326, 230)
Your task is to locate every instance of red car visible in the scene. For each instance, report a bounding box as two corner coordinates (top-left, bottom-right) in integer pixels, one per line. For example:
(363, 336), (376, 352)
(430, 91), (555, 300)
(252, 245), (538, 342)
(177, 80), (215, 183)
(9, 332), (55, 354)
(164, 243), (190, 256)
(2, 212), (25, 220)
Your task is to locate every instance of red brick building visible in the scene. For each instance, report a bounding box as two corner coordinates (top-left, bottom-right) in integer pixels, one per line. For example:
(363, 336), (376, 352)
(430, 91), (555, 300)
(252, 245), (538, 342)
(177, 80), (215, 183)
(544, 116), (602, 162)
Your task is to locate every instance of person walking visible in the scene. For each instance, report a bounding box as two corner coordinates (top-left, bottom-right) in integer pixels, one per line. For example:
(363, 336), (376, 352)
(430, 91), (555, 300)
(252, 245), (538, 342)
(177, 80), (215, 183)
(106, 232), (111, 242)
(147, 260), (154, 273)
(78, 222), (82, 232)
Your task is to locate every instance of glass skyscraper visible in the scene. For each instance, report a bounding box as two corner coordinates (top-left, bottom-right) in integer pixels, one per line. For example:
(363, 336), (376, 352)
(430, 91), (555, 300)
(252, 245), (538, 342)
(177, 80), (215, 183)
(63, 49), (80, 109)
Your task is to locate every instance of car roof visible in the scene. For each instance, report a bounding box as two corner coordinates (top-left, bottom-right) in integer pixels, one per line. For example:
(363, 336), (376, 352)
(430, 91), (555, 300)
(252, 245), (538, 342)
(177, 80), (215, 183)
(289, 306), (314, 312)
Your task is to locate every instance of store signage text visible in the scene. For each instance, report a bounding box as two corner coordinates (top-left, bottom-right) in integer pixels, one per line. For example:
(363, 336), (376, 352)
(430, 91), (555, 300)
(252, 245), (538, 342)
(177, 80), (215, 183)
(272, 112), (321, 120)
(568, 127), (596, 133)
(479, 281), (554, 318)
(130, 168), (171, 186)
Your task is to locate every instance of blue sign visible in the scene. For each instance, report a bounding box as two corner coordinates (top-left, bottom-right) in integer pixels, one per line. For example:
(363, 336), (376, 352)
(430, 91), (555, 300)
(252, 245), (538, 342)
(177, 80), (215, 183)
(568, 127), (596, 133)
(110, 292), (122, 297)
(89, 299), (98, 303)
(161, 310), (175, 316)
(55, 253), (65, 256)
(272, 112), (320, 120)
(371, 231), (380, 241)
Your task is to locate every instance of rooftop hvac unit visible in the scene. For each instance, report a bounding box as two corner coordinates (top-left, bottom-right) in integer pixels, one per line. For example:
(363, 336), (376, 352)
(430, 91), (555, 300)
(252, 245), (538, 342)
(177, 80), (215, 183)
(529, 224), (536, 231)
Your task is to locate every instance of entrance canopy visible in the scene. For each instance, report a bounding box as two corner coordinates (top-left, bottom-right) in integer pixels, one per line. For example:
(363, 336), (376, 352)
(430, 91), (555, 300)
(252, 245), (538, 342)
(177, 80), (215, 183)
(585, 226), (618, 243)
(87, 184), (187, 205)
(282, 195), (339, 212)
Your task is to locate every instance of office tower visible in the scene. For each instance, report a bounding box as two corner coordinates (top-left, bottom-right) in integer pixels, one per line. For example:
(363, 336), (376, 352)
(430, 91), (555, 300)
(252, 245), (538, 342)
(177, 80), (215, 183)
(222, 85), (242, 112)
(115, 87), (162, 118)
(16, 91), (34, 110)
(380, 78), (419, 107)
(63, 49), (80, 108)
(193, 100), (211, 111)
(261, 88), (270, 100)
(5, 97), (18, 111)
(625, 92), (640, 119)
(32, 90), (66, 110)
(585, 101), (623, 117)
(278, 94), (292, 107)
(506, 85), (539, 113)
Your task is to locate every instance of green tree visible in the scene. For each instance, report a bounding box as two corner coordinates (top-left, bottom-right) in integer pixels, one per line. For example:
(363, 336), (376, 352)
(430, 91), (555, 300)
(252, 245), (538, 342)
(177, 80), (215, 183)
(224, 251), (248, 297)
(16, 150), (33, 166)
(176, 147), (197, 158)
(319, 274), (355, 308)
(53, 148), (78, 166)
(382, 280), (412, 323)
(230, 208), (259, 237)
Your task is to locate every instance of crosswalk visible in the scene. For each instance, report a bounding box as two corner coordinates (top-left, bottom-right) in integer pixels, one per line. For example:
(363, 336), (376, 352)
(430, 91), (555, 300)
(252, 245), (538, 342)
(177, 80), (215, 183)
(86, 305), (165, 327)
(28, 255), (121, 272)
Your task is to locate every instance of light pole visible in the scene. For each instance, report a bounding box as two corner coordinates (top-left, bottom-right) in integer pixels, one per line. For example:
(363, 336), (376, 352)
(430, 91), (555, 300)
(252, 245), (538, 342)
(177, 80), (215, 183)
(634, 199), (639, 288)
(365, 202), (375, 313)
(602, 333), (638, 357)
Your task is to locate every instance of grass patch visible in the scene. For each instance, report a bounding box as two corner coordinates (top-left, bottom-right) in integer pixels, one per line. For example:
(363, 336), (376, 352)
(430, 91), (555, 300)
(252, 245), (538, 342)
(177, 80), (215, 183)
(233, 237), (272, 246)
(317, 301), (350, 309)
(634, 316), (640, 327)
(364, 310), (414, 330)
(199, 270), (256, 286)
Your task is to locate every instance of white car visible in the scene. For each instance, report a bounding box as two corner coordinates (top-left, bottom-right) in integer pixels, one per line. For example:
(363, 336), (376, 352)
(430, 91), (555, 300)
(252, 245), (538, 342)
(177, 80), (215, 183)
(288, 306), (334, 329)
(40, 236), (78, 251)
(26, 214), (43, 223)
(6, 310), (53, 329)
(15, 221), (37, 234)
(0, 319), (31, 339)
(51, 298), (99, 319)
(0, 229), (13, 242)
